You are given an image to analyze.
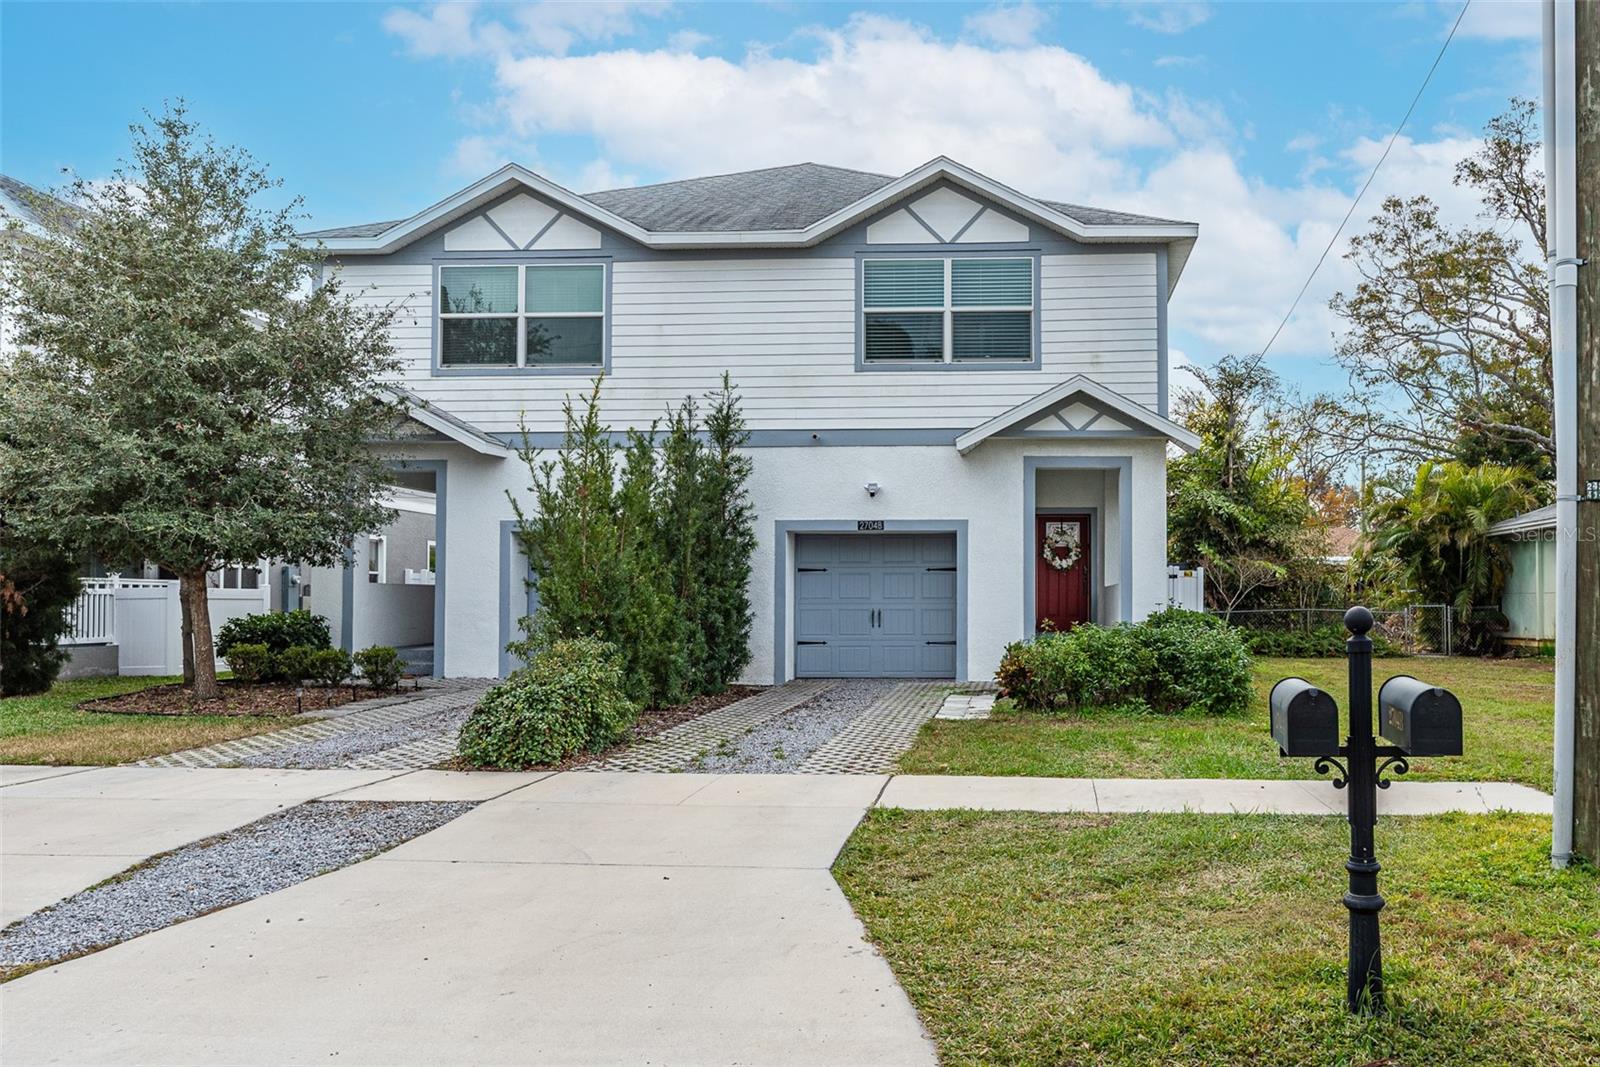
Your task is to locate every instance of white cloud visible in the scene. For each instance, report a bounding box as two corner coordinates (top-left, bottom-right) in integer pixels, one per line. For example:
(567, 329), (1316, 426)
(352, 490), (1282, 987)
(383, 1), (671, 59)
(1114, 2), (1212, 35)
(666, 29), (711, 53)
(962, 2), (1050, 47)
(1153, 54), (1203, 68)
(1453, 0), (1541, 41)
(490, 14), (1170, 187)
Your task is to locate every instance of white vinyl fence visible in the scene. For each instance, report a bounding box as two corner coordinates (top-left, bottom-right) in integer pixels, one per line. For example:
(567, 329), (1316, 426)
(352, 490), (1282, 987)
(62, 575), (272, 675)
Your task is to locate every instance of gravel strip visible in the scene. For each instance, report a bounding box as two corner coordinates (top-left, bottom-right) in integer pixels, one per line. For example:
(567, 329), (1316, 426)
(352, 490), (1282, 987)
(236, 702), (476, 769)
(689, 680), (899, 773)
(0, 800), (474, 973)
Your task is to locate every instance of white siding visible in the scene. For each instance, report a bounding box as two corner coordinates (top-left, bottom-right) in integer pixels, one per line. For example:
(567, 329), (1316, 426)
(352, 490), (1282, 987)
(333, 251), (1160, 435)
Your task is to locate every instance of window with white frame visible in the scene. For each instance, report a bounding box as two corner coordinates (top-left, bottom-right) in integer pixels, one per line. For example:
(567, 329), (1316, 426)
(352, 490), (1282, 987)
(862, 257), (1034, 364)
(367, 535), (387, 584)
(438, 263), (605, 369)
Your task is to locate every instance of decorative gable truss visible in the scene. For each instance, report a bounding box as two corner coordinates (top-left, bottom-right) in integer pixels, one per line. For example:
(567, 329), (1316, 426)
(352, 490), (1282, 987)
(865, 186), (1029, 245)
(443, 193), (601, 252)
(954, 376), (1200, 454)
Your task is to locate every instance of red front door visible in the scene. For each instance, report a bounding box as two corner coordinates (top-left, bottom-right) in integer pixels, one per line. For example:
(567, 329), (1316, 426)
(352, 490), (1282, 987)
(1036, 515), (1091, 632)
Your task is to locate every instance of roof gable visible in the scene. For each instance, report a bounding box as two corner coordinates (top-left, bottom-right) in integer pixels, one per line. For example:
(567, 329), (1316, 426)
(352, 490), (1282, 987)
(302, 158), (1198, 288)
(954, 376), (1200, 454)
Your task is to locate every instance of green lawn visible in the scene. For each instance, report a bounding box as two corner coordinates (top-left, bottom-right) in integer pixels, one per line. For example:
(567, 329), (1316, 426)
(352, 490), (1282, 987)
(899, 656), (1555, 789)
(0, 676), (291, 765)
(835, 809), (1598, 1067)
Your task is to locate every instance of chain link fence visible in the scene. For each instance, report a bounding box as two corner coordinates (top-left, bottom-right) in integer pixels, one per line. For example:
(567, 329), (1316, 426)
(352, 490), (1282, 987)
(1208, 605), (1503, 656)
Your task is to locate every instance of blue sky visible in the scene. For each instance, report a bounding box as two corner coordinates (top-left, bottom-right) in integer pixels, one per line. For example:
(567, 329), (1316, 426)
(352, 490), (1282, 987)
(1, 1), (1544, 394)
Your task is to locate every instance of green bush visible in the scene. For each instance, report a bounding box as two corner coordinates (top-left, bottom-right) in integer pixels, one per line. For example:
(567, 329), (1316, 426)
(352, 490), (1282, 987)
(307, 647), (352, 687)
(276, 644), (319, 684)
(1237, 624), (1398, 658)
(0, 546), (80, 697)
(996, 614), (1253, 716)
(216, 609), (330, 659)
(224, 642), (274, 684)
(458, 637), (638, 768)
(353, 645), (405, 691)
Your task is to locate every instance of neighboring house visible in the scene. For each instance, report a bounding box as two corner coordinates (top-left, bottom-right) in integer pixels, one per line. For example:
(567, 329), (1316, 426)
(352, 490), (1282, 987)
(305, 157), (1200, 682)
(1322, 525), (1360, 566)
(1489, 505), (1556, 647)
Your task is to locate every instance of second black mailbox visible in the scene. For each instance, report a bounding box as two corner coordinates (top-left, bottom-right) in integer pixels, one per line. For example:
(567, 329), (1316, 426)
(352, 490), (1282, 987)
(1378, 675), (1463, 756)
(1270, 677), (1341, 757)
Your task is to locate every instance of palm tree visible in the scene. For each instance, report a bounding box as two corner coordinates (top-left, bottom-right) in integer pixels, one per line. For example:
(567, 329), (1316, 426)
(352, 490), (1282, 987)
(1368, 461), (1542, 651)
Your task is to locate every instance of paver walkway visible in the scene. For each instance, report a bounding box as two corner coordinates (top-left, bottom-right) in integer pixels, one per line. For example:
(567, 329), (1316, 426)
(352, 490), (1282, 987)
(135, 679), (493, 770)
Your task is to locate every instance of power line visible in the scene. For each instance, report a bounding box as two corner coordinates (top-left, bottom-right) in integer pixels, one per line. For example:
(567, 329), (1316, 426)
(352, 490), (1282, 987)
(1257, 0), (1472, 360)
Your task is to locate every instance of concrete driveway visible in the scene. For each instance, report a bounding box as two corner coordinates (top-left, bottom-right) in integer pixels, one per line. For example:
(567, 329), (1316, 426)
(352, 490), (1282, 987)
(1, 770), (935, 1067)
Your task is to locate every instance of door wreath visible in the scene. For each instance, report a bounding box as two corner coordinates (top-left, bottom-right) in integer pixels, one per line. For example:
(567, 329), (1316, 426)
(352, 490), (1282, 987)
(1041, 521), (1082, 572)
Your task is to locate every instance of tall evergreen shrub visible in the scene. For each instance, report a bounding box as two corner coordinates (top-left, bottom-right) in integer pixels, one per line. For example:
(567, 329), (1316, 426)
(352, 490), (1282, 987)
(509, 376), (755, 707)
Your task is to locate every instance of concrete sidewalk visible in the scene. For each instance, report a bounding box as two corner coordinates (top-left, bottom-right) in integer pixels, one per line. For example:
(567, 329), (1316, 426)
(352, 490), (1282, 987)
(2, 771), (935, 1067)
(877, 774), (1553, 815)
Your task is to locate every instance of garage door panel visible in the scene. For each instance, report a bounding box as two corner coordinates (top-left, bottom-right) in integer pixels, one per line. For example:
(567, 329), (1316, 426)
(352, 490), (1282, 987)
(881, 571), (916, 599)
(793, 532), (958, 679)
(797, 571), (832, 598)
(836, 572), (871, 599)
(921, 607), (956, 639)
(838, 608), (872, 636)
(922, 644), (957, 674)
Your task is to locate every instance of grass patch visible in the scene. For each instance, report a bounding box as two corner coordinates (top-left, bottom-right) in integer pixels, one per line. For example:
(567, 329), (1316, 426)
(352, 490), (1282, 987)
(0, 676), (293, 765)
(835, 809), (1598, 1066)
(899, 656), (1554, 789)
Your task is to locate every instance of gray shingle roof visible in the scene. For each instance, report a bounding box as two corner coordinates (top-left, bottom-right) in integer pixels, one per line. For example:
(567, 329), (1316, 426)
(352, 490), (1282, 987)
(301, 162), (1194, 241)
(300, 218), (406, 239)
(0, 174), (80, 234)
(585, 163), (896, 232)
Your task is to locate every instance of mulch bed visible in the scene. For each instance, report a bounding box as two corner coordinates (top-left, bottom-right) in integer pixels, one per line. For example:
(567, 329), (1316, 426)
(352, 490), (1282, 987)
(436, 684), (765, 772)
(79, 681), (410, 718)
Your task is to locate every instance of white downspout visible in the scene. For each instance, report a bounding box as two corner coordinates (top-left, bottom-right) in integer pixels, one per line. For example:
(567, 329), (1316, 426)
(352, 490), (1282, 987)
(1545, 0), (1579, 868)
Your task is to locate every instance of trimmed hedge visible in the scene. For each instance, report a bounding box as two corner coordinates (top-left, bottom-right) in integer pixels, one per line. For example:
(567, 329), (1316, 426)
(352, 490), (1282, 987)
(224, 643), (274, 683)
(997, 608), (1253, 715)
(216, 609), (331, 660)
(353, 645), (405, 691)
(307, 647), (352, 687)
(1237, 624), (1399, 658)
(458, 637), (638, 768)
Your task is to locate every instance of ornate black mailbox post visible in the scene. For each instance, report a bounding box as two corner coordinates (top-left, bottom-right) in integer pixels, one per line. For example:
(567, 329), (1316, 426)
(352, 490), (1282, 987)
(1272, 605), (1463, 1014)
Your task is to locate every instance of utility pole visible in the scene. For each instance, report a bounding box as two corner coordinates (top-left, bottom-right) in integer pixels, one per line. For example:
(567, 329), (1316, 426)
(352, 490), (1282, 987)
(1572, 0), (1600, 865)
(1547, 0), (1599, 867)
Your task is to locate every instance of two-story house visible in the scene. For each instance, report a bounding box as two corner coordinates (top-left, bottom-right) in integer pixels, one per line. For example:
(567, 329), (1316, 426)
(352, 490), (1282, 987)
(305, 157), (1199, 684)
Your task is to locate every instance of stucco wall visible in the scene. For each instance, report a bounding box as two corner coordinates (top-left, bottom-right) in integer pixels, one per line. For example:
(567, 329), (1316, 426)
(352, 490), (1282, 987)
(387, 436), (1168, 684)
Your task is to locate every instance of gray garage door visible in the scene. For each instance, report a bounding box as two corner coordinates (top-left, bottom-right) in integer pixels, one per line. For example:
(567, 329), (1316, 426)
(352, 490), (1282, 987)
(794, 533), (958, 678)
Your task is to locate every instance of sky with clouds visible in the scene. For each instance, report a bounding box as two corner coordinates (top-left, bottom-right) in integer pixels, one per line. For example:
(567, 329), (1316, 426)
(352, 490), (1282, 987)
(1, 0), (1544, 395)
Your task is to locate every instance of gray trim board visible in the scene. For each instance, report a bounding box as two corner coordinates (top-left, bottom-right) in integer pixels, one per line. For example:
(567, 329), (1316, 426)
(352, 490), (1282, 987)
(490, 426), (1175, 449)
(498, 519), (539, 678)
(430, 259), (613, 379)
(340, 549), (355, 655)
(771, 519), (969, 684)
(1156, 245), (1169, 418)
(392, 459), (446, 677)
(1022, 456), (1133, 632)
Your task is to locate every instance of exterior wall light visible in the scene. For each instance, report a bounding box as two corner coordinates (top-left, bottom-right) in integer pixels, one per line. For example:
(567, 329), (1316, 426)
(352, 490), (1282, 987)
(864, 482), (881, 498)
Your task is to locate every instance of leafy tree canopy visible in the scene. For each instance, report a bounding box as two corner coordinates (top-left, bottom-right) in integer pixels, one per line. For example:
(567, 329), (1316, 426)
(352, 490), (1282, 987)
(0, 103), (405, 697)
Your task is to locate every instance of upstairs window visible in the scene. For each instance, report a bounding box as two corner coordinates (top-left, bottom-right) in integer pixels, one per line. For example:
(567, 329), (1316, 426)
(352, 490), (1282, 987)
(439, 263), (605, 370)
(862, 257), (1034, 365)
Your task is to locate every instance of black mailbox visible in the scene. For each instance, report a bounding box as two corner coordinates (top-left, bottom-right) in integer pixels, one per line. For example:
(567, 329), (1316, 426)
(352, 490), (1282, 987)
(1270, 677), (1341, 757)
(1378, 675), (1463, 756)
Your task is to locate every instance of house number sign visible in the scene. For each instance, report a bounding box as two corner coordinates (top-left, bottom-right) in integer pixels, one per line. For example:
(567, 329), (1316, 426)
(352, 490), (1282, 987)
(857, 520), (886, 531)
